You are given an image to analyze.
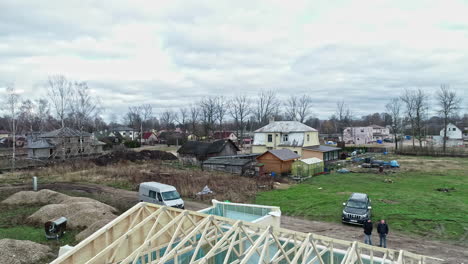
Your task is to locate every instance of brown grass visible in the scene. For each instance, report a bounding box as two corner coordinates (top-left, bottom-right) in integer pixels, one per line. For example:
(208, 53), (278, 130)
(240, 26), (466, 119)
(1, 160), (274, 203)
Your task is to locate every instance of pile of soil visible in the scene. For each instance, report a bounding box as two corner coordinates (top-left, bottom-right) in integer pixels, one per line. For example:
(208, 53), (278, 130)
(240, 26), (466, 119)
(93, 150), (177, 166)
(2, 190), (118, 241)
(1, 189), (68, 205)
(0, 239), (52, 264)
(28, 202), (117, 229)
(75, 219), (112, 241)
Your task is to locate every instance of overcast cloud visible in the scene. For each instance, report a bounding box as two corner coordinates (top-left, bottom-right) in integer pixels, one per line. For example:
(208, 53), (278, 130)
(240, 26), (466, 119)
(1, 0), (467, 120)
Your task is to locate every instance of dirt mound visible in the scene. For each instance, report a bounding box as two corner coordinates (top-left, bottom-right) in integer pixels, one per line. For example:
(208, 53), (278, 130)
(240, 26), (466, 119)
(28, 202), (117, 229)
(0, 239), (52, 264)
(75, 218), (114, 241)
(93, 150), (177, 166)
(1, 189), (68, 205)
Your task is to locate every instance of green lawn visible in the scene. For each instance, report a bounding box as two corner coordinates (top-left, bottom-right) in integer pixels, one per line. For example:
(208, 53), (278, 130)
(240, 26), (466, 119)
(256, 158), (468, 242)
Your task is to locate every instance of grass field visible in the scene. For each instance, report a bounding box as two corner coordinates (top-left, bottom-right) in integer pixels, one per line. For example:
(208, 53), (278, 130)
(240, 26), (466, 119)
(256, 155), (468, 243)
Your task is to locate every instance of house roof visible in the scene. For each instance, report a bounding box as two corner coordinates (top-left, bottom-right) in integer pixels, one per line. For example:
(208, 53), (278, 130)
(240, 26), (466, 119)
(213, 131), (235, 139)
(177, 141), (211, 155)
(206, 139), (239, 154)
(298, 157), (323, 165)
(303, 145), (341, 152)
(203, 157), (250, 166)
(142, 132), (156, 139)
(27, 139), (55, 149)
(368, 125), (385, 129)
(0, 130), (9, 134)
(112, 126), (136, 131)
(39, 127), (91, 138)
(254, 121), (317, 133)
(258, 149), (300, 161)
(177, 140), (239, 156)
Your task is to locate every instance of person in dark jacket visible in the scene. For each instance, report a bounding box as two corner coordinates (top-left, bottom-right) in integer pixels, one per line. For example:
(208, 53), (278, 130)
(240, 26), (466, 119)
(363, 219), (373, 245)
(377, 219), (389, 248)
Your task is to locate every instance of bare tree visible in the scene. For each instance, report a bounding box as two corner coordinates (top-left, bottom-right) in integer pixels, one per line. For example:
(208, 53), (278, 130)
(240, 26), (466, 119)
(177, 107), (188, 130)
(335, 100), (353, 140)
(437, 85), (462, 152)
(48, 75), (73, 128)
(385, 98), (402, 150)
(229, 95), (251, 145)
(18, 99), (36, 133)
(5, 85), (20, 172)
(140, 104), (153, 143)
(413, 89), (428, 148)
(400, 89), (416, 148)
(297, 95), (312, 123)
(200, 97), (217, 136)
(35, 99), (50, 132)
(285, 95), (298, 121)
(69, 81), (101, 155)
(160, 110), (177, 129)
(254, 90), (278, 126)
(215, 96), (228, 132)
(189, 105), (200, 136)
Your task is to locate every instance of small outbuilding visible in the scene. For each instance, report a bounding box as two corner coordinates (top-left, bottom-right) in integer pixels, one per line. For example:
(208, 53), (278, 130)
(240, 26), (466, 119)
(291, 158), (324, 178)
(202, 157), (252, 175)
(302, 145), (341, 162)
(177, 139), (240, 165)
(256, 149), (300, 175)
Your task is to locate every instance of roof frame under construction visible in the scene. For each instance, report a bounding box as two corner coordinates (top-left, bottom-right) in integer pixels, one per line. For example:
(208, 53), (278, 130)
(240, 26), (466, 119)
(51, 202), (440, 264)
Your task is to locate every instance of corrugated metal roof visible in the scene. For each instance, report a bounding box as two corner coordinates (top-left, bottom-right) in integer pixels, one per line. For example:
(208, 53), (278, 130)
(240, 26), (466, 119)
(254, 121), (317, 133)
(298, 157), (323, 165)
(266, 149), (300, 161)
(27, 139), (55, 149)
(39, 127), (91, 138)
(303, 145), (341, 152)
(203, 158), (250, 166)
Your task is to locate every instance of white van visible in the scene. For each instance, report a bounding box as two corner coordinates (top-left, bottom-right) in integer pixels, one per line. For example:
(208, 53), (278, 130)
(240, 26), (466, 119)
(138, 182), (184, 209)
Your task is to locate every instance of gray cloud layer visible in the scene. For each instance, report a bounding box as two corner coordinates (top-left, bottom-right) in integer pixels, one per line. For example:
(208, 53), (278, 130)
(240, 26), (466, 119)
(1, 0), (467, 120)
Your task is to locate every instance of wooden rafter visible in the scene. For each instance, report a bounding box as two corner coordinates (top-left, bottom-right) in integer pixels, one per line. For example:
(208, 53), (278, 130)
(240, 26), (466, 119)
(51, 203), (442, 264)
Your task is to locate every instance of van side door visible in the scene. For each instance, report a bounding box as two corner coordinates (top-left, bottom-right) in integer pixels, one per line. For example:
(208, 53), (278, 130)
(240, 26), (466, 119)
(149, 190), (161, 204)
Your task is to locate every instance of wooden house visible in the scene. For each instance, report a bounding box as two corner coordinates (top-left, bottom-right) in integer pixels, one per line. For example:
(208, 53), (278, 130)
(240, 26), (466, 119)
(256, 149), (300, 175)
(177, 139), (239, 165)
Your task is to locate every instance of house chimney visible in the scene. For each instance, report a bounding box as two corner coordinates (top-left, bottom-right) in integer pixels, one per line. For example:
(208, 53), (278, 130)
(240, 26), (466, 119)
(269, 117), (275, 124)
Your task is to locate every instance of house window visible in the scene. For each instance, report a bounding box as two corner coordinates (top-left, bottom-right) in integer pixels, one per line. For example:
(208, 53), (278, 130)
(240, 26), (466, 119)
(267, 134), (273, 142)
(283, 134), (288, 142)
(307, 134), (310, 142)
(66, 148), (71, 154)
(453, 128), (456, 131)
(361, 129), (364, 133)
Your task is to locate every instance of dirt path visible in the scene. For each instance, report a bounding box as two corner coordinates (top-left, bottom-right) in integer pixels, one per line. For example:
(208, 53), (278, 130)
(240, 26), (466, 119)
(0, 182), (465, 263)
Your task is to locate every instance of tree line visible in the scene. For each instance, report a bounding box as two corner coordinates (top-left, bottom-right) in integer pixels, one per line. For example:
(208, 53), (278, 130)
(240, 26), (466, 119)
(1, 76), (466, 153)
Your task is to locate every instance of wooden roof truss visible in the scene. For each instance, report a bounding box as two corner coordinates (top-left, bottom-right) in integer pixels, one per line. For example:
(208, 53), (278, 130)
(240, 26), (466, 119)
(51, 203), (441, 264)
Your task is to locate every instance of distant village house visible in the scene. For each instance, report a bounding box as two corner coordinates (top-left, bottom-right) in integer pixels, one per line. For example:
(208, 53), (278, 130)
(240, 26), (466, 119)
(177, 139), (239, 165)
(27, 127), (105, 159)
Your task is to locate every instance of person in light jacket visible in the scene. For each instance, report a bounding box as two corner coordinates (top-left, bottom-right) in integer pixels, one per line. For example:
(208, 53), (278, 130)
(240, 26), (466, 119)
(377, 219), (389, 248)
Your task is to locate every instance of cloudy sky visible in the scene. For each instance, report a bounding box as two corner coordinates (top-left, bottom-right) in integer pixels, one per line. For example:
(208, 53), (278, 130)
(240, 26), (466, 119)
(1, 0), (467, 120)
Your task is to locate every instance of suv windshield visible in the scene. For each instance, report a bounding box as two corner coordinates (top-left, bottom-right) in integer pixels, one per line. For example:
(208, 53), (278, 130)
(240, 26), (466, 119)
(346, 200), (367, 209)
(162, 191), (181, 201)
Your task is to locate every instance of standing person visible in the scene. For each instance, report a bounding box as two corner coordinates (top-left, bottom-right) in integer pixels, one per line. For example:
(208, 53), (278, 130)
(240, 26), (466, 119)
(363, 219), (373, 245)
(377, 219), (389, 248)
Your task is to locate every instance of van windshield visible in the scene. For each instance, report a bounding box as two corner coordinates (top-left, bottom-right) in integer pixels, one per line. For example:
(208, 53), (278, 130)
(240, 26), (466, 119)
(162, 191), (181, 201)
(346, 200), (367, 209)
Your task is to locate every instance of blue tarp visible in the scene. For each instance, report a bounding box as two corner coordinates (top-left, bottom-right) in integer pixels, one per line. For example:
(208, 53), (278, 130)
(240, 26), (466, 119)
(390, 160), (400, 167)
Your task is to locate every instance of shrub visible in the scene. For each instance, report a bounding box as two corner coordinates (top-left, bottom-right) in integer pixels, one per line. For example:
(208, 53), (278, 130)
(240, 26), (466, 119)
(124, 140), (141, 148)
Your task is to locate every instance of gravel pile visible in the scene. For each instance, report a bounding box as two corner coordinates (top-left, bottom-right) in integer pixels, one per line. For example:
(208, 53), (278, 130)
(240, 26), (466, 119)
(0, 239), (52, 264)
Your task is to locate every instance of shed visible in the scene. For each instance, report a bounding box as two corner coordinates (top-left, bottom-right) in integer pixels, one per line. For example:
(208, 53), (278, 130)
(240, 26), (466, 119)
(177, 139), (239, 165)
(202, 157), (252, 175)
(256, 149), (300, 175)
(302, 145), (341, 162)
(292, 158), (324, 177)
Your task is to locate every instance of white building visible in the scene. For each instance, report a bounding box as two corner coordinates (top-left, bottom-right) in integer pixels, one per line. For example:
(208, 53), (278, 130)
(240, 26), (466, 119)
(432, 123), (464, 147)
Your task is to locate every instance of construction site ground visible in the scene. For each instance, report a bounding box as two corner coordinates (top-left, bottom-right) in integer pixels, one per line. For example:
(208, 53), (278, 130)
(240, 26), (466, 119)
(0, 182), (466, 263)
